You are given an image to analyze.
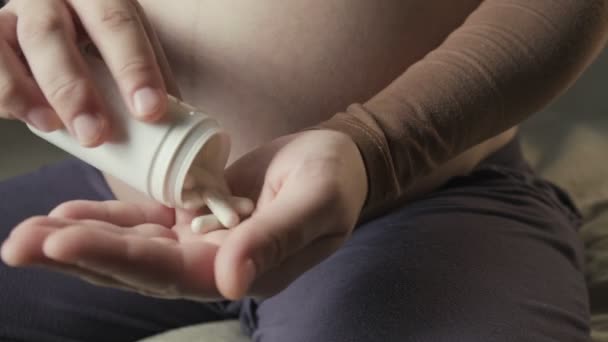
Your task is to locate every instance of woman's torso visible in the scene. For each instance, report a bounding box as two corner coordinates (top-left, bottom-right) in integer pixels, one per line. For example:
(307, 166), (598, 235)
(136, 0), (514, 162)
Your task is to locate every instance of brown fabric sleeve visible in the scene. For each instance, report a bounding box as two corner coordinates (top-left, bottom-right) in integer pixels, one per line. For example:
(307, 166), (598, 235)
(318, 0), (608, 217)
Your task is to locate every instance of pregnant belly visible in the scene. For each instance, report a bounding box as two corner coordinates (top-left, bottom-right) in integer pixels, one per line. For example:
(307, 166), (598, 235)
(105, 0), (518, 202)
(137, 0), (490, 158)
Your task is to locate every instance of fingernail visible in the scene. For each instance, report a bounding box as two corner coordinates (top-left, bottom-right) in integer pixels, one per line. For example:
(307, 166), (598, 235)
(133, 87), (162, 118)
(26, 108), (62, 132)
(72, 113), (103, 146)
(243, 259), (257, 289)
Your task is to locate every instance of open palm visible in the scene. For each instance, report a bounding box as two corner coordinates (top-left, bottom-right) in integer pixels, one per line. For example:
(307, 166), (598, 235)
(1, 200), (230, 301)
(2, 130), (368, 300)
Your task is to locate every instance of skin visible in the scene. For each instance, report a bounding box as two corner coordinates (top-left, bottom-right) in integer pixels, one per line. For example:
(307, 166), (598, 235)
(0, 0), (514, 299)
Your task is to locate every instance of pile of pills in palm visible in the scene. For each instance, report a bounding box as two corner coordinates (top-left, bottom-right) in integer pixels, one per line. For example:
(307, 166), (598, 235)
(182, 166), (255, 234)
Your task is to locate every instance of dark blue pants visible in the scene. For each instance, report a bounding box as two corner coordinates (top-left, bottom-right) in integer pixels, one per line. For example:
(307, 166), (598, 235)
(0, 138), (590, 341)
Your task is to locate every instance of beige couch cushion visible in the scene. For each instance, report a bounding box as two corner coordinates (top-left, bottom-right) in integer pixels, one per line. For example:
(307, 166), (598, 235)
(520, 49), (608, 341)
(138, 321), (249, 342)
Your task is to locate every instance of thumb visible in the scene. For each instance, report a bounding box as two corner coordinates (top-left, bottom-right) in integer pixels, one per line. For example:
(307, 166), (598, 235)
(214, 179), (335, 299)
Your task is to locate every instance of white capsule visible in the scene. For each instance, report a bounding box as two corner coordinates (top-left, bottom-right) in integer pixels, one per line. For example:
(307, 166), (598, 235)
(191, 215), (223, 234)
(203, 191), (240, 228)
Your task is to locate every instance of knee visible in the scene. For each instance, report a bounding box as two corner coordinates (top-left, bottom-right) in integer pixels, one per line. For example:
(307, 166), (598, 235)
(252, 235), (412, 342)
(250, 213), (589, 342)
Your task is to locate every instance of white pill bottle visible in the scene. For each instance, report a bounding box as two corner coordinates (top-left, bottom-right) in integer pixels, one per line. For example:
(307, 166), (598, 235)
(29, 54), (230, 209)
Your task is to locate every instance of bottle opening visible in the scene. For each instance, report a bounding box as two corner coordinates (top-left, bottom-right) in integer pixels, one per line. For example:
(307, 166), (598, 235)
(170, 124), (231, 209)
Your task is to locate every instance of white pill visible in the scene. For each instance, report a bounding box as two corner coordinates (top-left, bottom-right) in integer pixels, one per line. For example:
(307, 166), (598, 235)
(191, 215), (223, 234)
(203, 191), (240, 228)
(231, 196), (255, 216)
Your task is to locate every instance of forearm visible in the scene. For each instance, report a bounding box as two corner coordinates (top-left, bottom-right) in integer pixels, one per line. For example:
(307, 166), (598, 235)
(400, 128), (516, 202)
(321, 0), (608, 216)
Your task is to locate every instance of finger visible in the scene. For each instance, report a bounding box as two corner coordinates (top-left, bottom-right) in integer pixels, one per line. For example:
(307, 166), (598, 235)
(69, 0), (167, 120)
(43, 225), (182, 289)
(130, 0), (181, 97)
(2, 216), (66, 266)
(223, 141), (283, 202)
(48, 205), (176, 239)
(0, 7), (18, 48)
(1, 216), (171, 295)
(0, 14), (61, 129)
(1, 215), (128, 264)
(0, 217), (125, 288)
(0, 39), (60, 129)
(1, 215), (177, 267)
(43, 225), (219, 298)
(74, 4), (180, 99)
(16, 0), (109, 146)
(50, 200), (176, 227)
(215, 179), (340, 299)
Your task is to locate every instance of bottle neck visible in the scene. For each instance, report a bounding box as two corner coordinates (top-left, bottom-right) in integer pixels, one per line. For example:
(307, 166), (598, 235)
(153, 117), (231, 208)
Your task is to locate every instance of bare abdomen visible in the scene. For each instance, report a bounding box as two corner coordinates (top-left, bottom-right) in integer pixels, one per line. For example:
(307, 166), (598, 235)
(136, 0), (504, 159)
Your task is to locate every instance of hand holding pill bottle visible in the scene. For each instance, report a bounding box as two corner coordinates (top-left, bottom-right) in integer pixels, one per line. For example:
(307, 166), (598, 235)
(29, 50), (251, 231)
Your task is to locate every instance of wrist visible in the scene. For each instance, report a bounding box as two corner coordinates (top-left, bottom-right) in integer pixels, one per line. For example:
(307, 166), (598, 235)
(311, 105), (401, 219)
(329, 129), (369, 216)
